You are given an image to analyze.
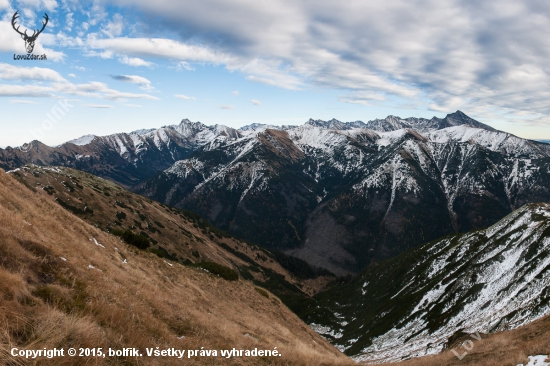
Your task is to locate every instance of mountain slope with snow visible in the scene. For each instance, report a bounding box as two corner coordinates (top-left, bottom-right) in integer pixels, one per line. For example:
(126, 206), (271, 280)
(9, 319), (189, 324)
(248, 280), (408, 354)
(135, 112), (550, 274)
(0, 119), (241, 187)
(301, 203), (550, 363)
(363, 110), (497, 132)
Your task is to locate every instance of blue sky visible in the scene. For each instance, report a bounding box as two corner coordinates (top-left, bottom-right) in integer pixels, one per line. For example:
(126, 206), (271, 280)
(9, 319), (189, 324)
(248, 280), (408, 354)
(2, 0), (550, 147)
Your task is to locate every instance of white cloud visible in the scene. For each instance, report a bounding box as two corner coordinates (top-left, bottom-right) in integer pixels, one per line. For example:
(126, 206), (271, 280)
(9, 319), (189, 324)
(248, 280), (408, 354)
(0, 75), (159, 101)
(219, 105), (233, 110)
(119, 56), (154, 67)
(251, 99), (261, 105)
(103, 14), (124, 37)
(339, 91), (387, 106)
(43, 0), (58, 12)
(102, 89), (158, 101)
(238, 58), (305, 90)
(114, 75), (151, 85)
(54, 81), (159, 101)
(0, 84), (54, 97)
(231, 91), (239, 96)
(85, 1), (107, 26)
(123, 104), (143, 107)
(175, 61), (194, 71)
(89, 37), (302, 89)
(68, 73), (76, 78)
(111, 74), (154, 91)
(65, 12), (74, 31)
(86, 50), (113, 59)
(175, 94), (196, 100)
(84, 104), (114, 108)
(9, 99), (38, 104)
(17, 0), (57, 12)
(0, 63), (66, 82)
(90, 37), (233, 64)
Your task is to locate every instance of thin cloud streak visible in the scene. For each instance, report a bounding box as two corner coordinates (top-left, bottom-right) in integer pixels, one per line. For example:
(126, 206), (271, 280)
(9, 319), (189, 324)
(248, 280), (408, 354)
(9, 100), (38, 104)
(84, 104), (114, 108)
(175, 94), (196, 100)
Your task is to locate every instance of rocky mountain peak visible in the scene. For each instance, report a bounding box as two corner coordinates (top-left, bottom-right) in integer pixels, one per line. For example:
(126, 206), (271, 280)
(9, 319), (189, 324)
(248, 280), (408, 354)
(305, 118), (366, 130)
(305, 118), (327, 127)
(212, 124), (241, 139)
(66, 134), (97, 146)
(443, 110), (497, 131)
(179, 118), (204, 127)
(239, 123), (269, 131)
(385, 115), (402, 121)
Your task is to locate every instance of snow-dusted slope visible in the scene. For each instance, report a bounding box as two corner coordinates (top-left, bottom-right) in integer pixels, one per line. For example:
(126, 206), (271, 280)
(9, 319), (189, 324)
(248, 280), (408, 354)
(303, 203), (550, 363)
(134, 112), (550, 275)
(0, 119), (240, 187)
(426, 125), (549, 157)
(67, 134), (96, 146)
(68, 119), (242, 159)
(364, 110), (497, 132)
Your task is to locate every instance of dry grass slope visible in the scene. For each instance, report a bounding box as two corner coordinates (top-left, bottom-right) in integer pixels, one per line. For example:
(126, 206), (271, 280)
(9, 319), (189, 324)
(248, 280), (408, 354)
(0, 169), (352, 366)
(10, 165), (333, 296)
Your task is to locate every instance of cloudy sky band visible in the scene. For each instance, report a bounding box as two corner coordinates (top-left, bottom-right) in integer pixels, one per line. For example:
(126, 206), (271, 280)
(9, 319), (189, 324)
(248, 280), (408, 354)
(1, 0), (550, 147)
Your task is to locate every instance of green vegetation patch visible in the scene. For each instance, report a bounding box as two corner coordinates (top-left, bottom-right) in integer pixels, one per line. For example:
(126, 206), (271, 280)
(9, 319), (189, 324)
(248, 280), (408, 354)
(219, 243), (256, 266)
(273, 251), (333, 279)
(61, 181), (75, 192)
(238, 266), (255, 280)
(111, 229), (150, 249)
(115, 200), (129, 209)
(42, 185), (56, 195)
(55, 197), (88, 215)
(194, 261), (238, 281)
(255, 287), (269, 298)
(149, 246), (179, 261)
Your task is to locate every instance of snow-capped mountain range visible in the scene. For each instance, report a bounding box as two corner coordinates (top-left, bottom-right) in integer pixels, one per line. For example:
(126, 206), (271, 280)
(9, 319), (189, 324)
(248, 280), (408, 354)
(302, 202), (550, 362)
(133, 112), (550, 274)
(2, 111), (550, 275)
(0, 119), (241, 187)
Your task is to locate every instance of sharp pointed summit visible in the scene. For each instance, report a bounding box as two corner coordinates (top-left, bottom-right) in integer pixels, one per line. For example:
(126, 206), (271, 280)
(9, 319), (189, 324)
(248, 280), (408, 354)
(443, 110), (497, 131)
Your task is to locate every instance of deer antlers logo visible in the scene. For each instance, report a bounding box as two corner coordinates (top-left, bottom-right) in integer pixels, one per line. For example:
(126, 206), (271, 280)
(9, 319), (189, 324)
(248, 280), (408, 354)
(11, 11), (49, 54)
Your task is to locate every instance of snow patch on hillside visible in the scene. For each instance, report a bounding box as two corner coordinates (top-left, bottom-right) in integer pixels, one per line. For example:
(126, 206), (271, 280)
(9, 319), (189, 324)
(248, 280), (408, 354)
(67, 135), (96, 146)
(517, 355), (550, 366)
(312, 204), (550, 363)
